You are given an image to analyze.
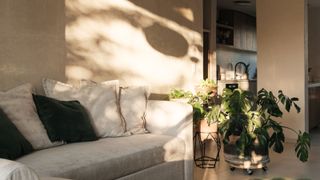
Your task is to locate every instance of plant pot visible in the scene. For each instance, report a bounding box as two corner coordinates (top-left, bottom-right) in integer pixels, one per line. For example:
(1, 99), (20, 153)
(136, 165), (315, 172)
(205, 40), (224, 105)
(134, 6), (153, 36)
(223, 136), (269, 173)
(195, 120), (218, 141)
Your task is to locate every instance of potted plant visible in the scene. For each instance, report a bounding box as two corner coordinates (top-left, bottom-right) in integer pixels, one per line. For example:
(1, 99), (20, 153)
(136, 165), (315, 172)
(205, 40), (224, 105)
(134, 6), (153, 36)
(169, 79), (219, 137)
(213, 88), (310, 174)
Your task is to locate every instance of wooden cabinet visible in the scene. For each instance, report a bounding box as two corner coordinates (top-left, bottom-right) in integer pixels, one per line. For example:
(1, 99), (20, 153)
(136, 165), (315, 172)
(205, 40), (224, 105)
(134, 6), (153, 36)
(309, 86), (320, 130)
(217, 10), (256, 52)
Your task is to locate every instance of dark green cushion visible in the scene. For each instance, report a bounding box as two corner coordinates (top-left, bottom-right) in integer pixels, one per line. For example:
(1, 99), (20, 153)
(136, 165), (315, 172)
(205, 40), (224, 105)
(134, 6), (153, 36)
(33, 94), (98, 143)
(0, 108), (33, 160)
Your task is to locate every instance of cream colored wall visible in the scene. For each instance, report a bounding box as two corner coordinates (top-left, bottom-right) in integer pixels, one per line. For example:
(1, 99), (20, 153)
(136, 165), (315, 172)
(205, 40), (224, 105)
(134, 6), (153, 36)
(256, 0), (308, 139)
(308, 6), (320, 82)
(0, 0), (203, 96)
(0, 0), (65, 93)
(65, 0), (203, 95)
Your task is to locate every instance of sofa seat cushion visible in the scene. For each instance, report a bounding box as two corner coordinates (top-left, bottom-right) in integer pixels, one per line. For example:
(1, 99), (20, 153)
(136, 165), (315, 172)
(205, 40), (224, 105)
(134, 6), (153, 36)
(17, 134), (185, 180)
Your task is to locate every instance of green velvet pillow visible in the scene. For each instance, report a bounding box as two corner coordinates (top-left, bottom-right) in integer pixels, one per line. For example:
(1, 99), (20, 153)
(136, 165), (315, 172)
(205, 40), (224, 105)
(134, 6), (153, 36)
(0, 108), (33, 160)
(33, 94), (98, 143)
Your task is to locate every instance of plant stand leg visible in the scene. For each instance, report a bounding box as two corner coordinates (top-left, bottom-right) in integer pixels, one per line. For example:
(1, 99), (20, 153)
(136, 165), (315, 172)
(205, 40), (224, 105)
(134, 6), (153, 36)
(215, 134), (221, 161)
(262, 166), (268, 171)
(200, 140), (205, 167)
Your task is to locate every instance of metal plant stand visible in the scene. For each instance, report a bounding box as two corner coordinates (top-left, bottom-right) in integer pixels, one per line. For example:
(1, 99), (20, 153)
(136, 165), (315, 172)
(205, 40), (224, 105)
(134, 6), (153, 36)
(194, 131), (221, 168)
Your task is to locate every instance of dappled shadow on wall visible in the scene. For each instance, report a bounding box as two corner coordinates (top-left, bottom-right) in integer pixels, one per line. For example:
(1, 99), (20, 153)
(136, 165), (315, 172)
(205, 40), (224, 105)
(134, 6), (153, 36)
(128, 0), (202, 32)
(65, 0), (202, 93)
(143, 23), (188, 57)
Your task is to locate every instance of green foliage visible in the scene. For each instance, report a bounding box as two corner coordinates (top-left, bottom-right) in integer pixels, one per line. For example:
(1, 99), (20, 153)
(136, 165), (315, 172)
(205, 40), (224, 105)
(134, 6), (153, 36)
(278, 90), (301, 113)
(296, 131), (311, 162)
(169, 79), (219, 125)
(254, 127), (269, 150)
(257, 89), (283, 117)
(169, 89), (193, 100)
(218, 88), (310, 162)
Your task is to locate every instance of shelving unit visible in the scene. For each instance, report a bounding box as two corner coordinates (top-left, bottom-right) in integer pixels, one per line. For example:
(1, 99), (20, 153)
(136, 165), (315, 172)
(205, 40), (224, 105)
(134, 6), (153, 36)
(216, 10), (256, 52)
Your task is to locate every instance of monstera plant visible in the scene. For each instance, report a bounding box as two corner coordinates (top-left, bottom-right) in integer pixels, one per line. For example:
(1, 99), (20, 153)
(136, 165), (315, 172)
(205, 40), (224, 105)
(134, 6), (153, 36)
(216, 88), (310, 164)
(170, 80), (310, 173)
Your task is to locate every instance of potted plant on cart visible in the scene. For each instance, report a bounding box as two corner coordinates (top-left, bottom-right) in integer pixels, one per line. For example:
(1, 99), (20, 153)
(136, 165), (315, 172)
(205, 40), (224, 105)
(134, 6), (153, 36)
(214, 88), (311, 175)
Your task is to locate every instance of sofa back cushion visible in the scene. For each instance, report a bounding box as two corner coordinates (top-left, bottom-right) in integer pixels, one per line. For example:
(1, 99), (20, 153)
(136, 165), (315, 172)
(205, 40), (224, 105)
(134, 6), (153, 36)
(43, 79), (126, 137)
(33, 95), (98, 143)
(0, 84), (62, 150)
(119, 86), (149, 134)
(80, 79), (150, 135)
(0, 108), (33, 160)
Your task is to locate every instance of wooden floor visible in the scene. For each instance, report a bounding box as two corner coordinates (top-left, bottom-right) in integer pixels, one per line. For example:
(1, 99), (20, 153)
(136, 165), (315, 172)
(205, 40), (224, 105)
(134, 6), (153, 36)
(194, 128), (320, 180)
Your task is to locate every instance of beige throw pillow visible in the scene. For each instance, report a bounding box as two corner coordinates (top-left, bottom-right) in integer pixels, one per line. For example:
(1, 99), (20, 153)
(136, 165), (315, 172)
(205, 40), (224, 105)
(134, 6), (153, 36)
(119, 86), (150, 134)
(42, 78), (77, 100)
(0, 84), (62, 150)
(43, 79), (126, 137)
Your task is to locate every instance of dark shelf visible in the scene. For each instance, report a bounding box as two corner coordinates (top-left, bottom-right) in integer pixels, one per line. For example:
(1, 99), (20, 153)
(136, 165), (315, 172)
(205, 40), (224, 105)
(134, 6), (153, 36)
(217, 44), (256, 53)
(217, 23), (234, 30)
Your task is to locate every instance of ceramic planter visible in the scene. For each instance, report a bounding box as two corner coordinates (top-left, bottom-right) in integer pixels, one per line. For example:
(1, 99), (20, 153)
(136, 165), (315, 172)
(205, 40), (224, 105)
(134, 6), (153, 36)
(195, 120), (218, 141)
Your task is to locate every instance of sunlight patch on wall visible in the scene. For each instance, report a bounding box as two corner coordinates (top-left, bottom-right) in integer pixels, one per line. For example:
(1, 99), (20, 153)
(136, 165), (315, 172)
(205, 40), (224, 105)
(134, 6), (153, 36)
(65, 0), (202, 94)
(66, 0), (112, 14)
(66, 65), (93, 80)
(174, 7), (194, 22)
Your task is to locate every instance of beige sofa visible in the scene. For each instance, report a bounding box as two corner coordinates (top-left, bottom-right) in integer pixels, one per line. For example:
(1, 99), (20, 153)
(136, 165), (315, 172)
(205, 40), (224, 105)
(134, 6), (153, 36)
(1, 100), (193, 180)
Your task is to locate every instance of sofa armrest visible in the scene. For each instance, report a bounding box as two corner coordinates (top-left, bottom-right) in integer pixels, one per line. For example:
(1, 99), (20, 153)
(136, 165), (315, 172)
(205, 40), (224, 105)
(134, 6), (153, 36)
(0, 158), (40, 180)
(145, 100), (193, 180)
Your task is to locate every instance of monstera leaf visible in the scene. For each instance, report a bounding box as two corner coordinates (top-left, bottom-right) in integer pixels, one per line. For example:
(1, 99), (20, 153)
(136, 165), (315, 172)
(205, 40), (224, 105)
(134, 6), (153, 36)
(269, 131), (285, 153)
(257, 89), (283, 117)
(278, 90), (301, 113)
(295, 131), (311, 162)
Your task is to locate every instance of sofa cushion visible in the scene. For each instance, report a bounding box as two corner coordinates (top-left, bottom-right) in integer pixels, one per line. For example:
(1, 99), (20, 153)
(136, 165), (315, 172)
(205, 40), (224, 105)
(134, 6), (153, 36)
(0, 84), (62, 150)
(0, 108), (33, 160)
(33, 95), (98, 143)
(0, 159), (40, 180)
(43, 78), (126, 137)
(17, 134), (185, 180)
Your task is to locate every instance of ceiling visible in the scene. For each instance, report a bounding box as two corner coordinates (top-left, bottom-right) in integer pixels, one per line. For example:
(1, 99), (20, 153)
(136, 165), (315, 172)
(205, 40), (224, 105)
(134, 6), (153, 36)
(217, 0), (320, 17)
